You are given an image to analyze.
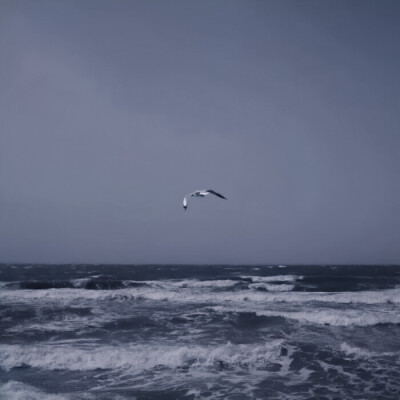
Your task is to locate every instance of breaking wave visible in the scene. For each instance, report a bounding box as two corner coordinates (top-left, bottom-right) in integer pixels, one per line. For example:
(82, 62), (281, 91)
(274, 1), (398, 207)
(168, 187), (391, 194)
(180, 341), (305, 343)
(0, 340), (286, 372)
(211, 306), (400, 327)
(240, 275), (301, 283)
(0, 381), (67, 400)
(0, 277), (148, 290)
(340, 342), (400, 358)
(249, 283), (295, 292)
(1, 286), (399, 306)
(0, 275), (302, 291)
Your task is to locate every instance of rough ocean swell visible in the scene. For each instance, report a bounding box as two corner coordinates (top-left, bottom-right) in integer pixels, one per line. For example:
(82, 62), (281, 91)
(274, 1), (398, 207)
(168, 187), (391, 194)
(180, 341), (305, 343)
(0, 264), (399, 399)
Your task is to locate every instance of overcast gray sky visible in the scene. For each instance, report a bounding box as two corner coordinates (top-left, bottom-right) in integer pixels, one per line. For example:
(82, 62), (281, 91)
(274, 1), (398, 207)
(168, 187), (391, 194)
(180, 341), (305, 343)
(1, 0), (399, 264)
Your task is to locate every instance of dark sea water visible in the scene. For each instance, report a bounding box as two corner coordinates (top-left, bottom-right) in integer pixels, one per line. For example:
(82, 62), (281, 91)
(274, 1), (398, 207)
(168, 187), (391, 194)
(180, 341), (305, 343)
(1, 264), (400, 400)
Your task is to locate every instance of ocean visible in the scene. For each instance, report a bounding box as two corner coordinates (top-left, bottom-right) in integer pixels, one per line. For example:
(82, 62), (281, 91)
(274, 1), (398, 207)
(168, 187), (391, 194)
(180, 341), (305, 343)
(0, 264), (399, 399)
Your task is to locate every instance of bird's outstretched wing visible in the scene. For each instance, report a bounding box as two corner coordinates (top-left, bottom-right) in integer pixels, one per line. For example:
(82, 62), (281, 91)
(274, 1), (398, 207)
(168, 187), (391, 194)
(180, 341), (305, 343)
(206, 190), (227, 200)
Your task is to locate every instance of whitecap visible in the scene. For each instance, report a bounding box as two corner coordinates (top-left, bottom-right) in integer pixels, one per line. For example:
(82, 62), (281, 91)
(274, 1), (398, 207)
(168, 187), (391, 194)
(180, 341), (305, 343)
(0, 340), (286, 372)
(71, 278), (91, 288)
(161, 279), (239, 289)
(211, 306), (400, 327)
(1, 286), (400, 307)
(249, 283), (295, 292)
(0, 381), (67, 400)
(240, 275), (301, 283)
(340, 342), (400, 358)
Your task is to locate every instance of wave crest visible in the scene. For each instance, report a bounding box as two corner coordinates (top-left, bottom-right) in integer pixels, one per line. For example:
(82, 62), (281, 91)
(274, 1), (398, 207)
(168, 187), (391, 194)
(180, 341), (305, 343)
(0, 381), (67, 400)
(340, 342), (400, 358)
(0, 340), (286, 372)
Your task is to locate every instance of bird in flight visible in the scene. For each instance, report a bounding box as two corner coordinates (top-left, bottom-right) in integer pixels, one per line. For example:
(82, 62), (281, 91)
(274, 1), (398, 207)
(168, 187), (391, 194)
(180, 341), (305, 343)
(183, 189), (227, 211)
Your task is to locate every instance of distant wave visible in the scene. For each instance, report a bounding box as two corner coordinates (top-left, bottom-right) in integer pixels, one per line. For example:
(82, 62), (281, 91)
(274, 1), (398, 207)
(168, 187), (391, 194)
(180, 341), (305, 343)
(147, 279), (241, 289)
(249, 283), (295, 292)
(1, 286), (399, 306)
(240, 275), (300, 292)
(0, 340), (286, 372)
(0, 275), (301, 291)
(255, 309), (400, 327)
(211, 306), (400, 327)
(0, 278), (239, 291)
(0, 277), (148, 291)
(240, 275), (302, 283)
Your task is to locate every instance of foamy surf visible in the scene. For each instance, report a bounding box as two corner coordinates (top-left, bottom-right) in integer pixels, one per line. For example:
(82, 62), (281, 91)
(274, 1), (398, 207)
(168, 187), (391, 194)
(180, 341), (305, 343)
(210, 305), (400, 327)
(0, 381), (67, 400)
(340, 342), (400, 358)
(240, 274), (302, 283)
(0, 340), (286, 372)
(1, 286), (400, 305)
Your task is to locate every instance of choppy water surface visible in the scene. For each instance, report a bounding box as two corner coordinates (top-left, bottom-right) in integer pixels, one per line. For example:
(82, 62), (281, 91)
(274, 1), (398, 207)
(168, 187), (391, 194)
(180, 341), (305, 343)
(1, 264), (400, 399)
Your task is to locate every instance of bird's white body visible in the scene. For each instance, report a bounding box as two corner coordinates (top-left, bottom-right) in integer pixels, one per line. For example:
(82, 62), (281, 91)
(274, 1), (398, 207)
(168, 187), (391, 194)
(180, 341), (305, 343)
(183, 189), (227, 210)
(190, 190), (210, 198)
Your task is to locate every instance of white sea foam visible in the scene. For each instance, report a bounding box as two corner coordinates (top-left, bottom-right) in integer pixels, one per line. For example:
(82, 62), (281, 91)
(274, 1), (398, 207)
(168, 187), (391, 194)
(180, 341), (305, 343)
(0, 381), (67, 400)
(249, 283), (295, 292)
(240, 275), (301, 283)
(6, 313), (109, 334)
(158, 279), (239, 289)
(1, 286), (400, 307)
(256, 309), (400, 327)
(210, 305), (400, 327)
(340, 342), (400, 358)
(0, 340), (285, 372)
(70, 278), (92, 288)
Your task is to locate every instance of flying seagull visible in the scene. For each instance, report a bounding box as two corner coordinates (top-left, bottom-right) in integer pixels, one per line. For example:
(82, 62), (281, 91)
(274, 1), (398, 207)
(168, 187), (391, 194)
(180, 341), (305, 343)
(183, 189), (227, 211)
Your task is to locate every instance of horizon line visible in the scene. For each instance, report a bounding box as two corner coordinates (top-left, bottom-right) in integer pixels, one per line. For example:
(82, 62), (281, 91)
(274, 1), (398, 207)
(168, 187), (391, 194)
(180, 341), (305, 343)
(1, 262), (399, 267)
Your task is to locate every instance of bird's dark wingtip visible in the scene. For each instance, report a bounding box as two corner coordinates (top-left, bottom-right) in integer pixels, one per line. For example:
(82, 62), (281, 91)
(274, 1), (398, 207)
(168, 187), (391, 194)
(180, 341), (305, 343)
(207, 190), (227, 200)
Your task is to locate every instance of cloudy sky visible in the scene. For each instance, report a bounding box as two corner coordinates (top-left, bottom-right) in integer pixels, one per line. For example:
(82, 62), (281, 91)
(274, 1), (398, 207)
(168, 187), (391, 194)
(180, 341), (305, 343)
(1, 0), (399, 264)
